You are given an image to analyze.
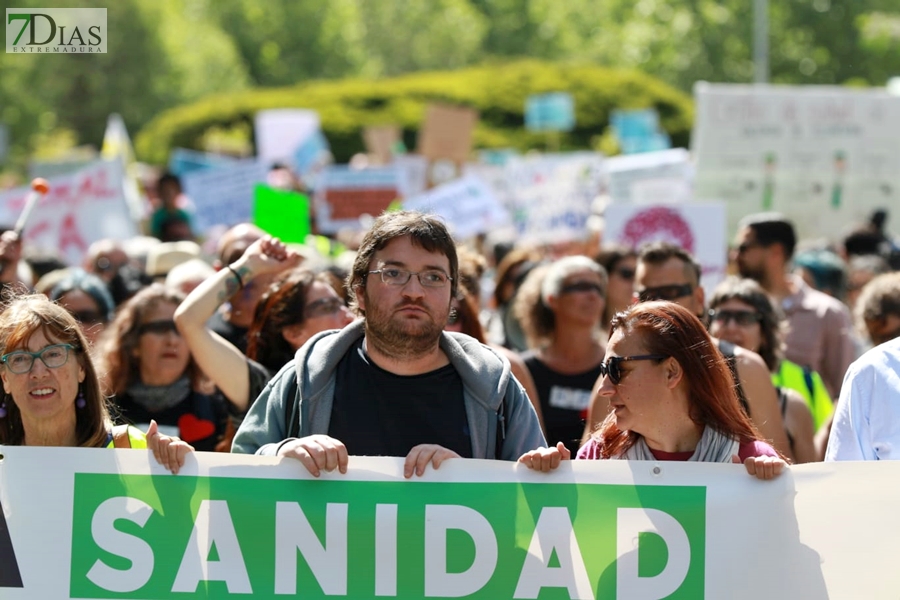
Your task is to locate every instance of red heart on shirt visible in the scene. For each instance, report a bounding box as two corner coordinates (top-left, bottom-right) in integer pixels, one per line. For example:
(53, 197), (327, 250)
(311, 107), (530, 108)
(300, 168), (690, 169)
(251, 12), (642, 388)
(177, 414), (216, 443)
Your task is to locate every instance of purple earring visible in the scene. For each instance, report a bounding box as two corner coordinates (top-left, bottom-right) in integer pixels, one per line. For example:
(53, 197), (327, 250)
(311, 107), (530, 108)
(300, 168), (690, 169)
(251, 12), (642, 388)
(76, 386), (86, 409)
(0, 400), (6, 419)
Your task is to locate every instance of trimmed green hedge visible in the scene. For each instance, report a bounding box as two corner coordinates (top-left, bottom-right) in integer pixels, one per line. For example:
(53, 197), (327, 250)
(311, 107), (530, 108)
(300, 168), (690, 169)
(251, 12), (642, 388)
(135, 59), (694, 165)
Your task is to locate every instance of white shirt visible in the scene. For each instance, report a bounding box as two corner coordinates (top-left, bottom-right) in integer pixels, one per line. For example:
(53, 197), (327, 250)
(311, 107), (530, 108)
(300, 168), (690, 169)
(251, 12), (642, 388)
(826, 337), (900, 460)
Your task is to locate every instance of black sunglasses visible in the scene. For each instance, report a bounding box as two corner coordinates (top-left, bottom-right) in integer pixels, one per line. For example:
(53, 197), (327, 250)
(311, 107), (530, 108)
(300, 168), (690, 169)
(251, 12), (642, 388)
(70, 310), (105, 326)
(600, 354), (669, 385)
(137, 320), (179, 336)
(560, 281), (605, 295)
(636, 283), (693, 303)
(709, 309), (761, 327)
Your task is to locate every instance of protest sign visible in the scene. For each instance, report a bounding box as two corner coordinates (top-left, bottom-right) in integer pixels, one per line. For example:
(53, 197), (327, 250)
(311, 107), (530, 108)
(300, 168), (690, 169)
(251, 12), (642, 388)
(0, 159), (137, 266)
(402, 175), (510, 240)
(314, 165), (401, 234)
(253, 185), (311, 244)
(168, 148), (239, 178)
(507, 152), (604, 245)
(254, 109), (322, 164)
(692, 82), (900, 240)
(604, 203), (727, 294)
(182, 159), (268, 233)
(610, 109), (672, 155)
(604, 148), (693, 204)
(363, 125), (402, 165)
(417, 104), (478, 163)
(2, 447), (899, 598)
(525, 93), (576, 132)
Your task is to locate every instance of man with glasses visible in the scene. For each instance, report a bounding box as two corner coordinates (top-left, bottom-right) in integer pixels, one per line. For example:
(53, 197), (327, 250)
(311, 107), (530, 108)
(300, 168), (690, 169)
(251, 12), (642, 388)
(233, 211), (545, 477)
(631, 241), (792, 459)
(734, 213), (856, 397)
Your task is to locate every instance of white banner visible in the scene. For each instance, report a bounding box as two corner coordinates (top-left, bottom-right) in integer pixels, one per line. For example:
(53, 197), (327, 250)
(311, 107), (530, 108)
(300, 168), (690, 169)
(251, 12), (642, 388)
(2, 447), (897, 598)
(0, 159), (136, 266)
(604, 148), (693, 205)
(692, 82), (900, 241)
(604, 203), (727, 295)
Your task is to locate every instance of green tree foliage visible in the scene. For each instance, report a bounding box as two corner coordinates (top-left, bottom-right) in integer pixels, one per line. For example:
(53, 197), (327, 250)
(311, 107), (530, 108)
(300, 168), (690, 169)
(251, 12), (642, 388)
(2, 0), (899, 168)
(134, 60), (694, 165)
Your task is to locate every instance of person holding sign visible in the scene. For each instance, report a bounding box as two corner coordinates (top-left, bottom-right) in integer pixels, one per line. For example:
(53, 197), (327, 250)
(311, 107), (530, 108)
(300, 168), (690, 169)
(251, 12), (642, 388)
(519, 302), (787, 480)
(0, 294), (191, 473)
(232, 211), (546, 477)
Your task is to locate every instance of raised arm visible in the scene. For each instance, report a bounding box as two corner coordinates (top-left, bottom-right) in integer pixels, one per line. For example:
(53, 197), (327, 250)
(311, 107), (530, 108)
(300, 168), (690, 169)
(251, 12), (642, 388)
(174, 236), (302, 411)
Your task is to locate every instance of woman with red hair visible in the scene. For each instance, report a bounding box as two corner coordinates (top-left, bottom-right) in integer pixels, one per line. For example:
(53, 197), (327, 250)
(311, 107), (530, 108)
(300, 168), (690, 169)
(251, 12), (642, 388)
(519, 301), (787, 479)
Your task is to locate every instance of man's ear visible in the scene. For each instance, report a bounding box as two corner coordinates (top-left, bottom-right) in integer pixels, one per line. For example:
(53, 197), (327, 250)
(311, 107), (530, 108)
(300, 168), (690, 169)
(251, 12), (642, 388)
(355, 284), (366, 313)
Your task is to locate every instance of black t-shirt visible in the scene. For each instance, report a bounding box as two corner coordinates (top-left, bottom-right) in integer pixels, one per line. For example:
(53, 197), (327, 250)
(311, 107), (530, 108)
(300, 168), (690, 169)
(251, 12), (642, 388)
(522, 352), (602, 455)
(209, 310), (249, 355)
(114, 389), (228, 452)
(329, 339), (472, 458)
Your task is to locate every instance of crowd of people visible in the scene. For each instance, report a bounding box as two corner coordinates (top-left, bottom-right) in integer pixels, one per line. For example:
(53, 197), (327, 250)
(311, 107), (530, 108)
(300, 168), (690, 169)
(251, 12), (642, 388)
(3, 169), (900, 478)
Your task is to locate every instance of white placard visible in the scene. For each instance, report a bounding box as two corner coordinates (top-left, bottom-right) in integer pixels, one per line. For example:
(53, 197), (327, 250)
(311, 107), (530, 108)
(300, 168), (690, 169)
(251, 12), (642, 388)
(0, 160), (137, 266)
(692, 83), (900, 241)
(402, 175), (510, 240)
(604, 148), (693, 204)
(604, 202), (727, 294)
(182, 159), (269, 233)
(254, 109), (321, 164)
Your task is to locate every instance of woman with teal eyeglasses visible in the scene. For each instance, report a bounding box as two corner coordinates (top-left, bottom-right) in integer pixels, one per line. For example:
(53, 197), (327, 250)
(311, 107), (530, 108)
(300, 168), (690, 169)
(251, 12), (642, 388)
(0, 294), (191, 473)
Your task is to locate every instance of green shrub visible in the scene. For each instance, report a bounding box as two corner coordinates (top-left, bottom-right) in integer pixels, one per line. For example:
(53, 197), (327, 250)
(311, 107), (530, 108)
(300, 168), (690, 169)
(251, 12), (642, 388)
(135, 60), (694, 165)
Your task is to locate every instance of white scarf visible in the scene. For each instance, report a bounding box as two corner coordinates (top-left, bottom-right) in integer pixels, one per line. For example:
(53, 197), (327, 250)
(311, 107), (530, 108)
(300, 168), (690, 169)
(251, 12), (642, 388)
(620, 426), (740, 463)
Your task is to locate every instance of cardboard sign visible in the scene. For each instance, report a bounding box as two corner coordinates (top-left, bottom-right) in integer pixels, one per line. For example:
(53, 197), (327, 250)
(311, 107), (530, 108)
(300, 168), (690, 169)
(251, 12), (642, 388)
(604, 202), (727, 294)
(314, 166), (400, 234)
(417, 104), (478, 163)
(363, 125), (402, 165)
(252, 185), (311, 244)
(0, 160), (137, 266)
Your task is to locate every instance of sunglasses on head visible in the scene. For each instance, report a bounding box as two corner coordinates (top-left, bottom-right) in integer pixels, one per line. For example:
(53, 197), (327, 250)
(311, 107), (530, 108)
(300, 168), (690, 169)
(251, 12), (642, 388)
(600, 354), (669, 385)
(560, 281), (605, 295)
(709, 309), (761, 327)
(636, 283), (693, 303)
(137, 320), (179, 336)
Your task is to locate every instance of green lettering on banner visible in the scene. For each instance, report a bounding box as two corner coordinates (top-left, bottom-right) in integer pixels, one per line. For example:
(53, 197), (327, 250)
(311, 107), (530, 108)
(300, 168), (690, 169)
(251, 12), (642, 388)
(69, 475), (706, 599)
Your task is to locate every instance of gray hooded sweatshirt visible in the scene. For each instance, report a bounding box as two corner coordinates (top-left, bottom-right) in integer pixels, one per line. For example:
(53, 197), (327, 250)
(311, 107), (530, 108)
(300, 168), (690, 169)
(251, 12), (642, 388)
(232, 320), (546, 460)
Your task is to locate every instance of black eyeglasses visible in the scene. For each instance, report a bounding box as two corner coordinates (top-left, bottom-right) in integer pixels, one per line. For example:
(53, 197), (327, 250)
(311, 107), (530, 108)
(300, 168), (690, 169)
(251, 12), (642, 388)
(600, 354), (669, 385)
(709, 309), (762, 327)
(560, 281), (605, 295)
(636, 283), (693, 303)
(137, 320), (179, 336)
(368, 268), (452, 288)
(304, 297), (345, 319)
